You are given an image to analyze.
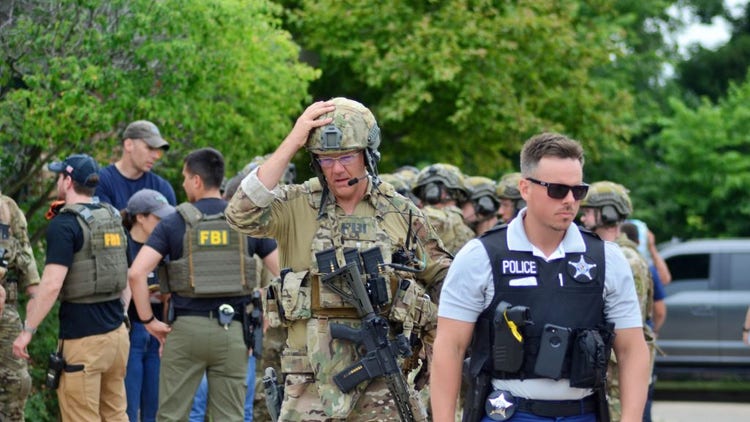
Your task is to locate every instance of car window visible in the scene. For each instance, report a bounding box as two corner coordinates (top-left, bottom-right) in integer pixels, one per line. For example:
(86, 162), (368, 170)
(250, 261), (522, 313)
(667, 253), (709, 281)
(664, 252), (710, 294)
(727, 253), (750, 291)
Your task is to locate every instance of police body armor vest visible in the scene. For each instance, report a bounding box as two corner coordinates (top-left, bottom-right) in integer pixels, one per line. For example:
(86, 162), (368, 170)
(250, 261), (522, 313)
(164, 203), (256, 298)
(59, 203), (128, 304)
(472, 225), (606, 380)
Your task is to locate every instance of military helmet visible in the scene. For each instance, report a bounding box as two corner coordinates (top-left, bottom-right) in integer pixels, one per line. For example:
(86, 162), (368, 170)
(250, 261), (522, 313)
(581, 181), (632, 223)
(464, 176), (500, 215)
(379, 173), (409, 194)
(393, 165), (419, 190)
(413, 163), (469, 203)
(497, 172), (522, 200)
(306, 97), (381, 156)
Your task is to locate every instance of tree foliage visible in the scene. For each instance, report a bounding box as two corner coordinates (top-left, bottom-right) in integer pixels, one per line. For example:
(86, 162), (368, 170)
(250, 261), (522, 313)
(1, 1), (317, 419)
(286, 0), (643, 177)
(643, 74), (750, 239)
(1, 0), (318, 233)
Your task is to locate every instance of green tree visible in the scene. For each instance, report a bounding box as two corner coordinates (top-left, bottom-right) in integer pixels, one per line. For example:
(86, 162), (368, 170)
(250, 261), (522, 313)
(1, 1), (317, 419)
(284, 0), (670, 176)
(1, 0), (318, 227)
(642, 73), (750, 239)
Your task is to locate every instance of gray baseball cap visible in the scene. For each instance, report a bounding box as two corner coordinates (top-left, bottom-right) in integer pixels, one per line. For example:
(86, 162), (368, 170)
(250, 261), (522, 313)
(126, 189), (175, 219)
(123, 120), (169, 150)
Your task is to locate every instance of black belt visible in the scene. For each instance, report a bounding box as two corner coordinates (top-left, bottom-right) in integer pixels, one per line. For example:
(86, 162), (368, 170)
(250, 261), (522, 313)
(516, 395), (596, 417)
(175, 309), (243, 322)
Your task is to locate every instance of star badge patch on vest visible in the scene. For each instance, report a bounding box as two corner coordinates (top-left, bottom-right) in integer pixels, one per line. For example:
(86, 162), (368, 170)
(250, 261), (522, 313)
(485, 389), (516, 421)
(567, 255), (598, 283)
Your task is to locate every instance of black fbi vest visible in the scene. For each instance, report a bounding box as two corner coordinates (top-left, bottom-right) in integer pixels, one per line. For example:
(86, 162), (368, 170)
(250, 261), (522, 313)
(471, 225), (606, 379)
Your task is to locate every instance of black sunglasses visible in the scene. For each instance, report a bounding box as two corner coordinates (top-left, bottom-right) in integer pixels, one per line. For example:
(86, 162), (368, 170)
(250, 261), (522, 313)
(526, 177), (589, 200)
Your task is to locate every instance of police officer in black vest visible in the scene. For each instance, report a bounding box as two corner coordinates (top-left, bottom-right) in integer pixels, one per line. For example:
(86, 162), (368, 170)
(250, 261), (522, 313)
(431, 133), (650, 422)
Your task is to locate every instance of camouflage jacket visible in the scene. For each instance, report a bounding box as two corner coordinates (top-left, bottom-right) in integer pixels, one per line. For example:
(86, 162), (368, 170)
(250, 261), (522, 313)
(0, 194), (40, 293)
(226, 170), (452, 417)
(422, 204), (474, 255)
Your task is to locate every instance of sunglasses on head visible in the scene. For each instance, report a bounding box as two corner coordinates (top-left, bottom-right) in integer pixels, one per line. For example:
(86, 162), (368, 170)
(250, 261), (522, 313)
(526, 177), (589, 200)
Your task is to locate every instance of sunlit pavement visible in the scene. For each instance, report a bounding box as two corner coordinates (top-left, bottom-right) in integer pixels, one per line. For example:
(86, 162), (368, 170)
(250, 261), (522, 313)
(652, 400), (750, 422)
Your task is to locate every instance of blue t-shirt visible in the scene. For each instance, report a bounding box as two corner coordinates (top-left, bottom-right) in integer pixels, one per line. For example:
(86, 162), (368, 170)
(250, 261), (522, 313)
(96, 164), (177, 210)
(46, 203), (125, 339)
(146, 198), (250, 312)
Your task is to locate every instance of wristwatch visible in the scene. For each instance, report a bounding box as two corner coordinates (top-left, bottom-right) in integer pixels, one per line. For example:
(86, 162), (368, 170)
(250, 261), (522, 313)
(22, 320), (37, 335)
(743, 326), (750, 333)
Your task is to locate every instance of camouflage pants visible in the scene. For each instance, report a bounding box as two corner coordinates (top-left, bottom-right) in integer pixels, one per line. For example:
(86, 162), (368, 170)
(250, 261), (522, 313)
(253, 325), (286, 421)
(0, 304), (32, 422)
(278, 374), (428, 421)
(607, 355), (621, 422)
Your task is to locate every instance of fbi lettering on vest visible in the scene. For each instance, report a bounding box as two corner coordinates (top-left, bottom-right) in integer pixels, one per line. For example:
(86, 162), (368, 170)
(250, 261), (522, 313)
(104, 232), (123, 247)
(199, 230), (229, 246)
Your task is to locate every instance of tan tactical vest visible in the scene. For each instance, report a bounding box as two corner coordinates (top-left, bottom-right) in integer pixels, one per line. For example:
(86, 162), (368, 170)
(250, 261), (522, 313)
(163, 203), (256, 297)
(278, 180), (436, 418)
(59, 203), (128, 304)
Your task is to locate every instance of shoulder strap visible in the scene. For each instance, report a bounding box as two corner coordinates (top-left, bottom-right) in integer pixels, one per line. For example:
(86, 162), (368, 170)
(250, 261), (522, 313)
(176, 203), (202, 227)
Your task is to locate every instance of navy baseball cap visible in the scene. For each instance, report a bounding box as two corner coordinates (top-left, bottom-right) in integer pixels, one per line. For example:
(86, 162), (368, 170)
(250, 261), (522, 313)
(48, 154), (100, 187)
(126, 189), (176, 219)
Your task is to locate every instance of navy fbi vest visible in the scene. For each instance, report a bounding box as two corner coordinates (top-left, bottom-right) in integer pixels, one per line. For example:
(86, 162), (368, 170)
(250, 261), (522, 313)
(471, 225), (606, 379)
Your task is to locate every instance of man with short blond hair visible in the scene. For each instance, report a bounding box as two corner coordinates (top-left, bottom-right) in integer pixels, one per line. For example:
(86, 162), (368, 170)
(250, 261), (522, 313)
(96, 120), (176, 210)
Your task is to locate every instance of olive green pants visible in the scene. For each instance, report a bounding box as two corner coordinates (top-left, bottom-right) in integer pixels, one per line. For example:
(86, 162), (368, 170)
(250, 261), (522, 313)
(157, 315), (248, 422)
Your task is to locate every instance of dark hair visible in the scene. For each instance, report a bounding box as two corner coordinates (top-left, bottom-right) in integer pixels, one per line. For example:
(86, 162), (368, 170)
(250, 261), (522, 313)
(620, 222), (639, 244)
(69, 173), (99, 196)
(120, 209), (138, 232)
(184, 148), (225, 189)
(520, 132), (585, 177)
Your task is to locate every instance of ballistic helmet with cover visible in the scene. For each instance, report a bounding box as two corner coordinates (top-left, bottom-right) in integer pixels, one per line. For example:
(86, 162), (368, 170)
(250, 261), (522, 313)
(306, 98), (381, 157)
(581, 181), (632, 224)
(379, 173), (409, 195)
(413, 163), (469, 204)
(393, 165), (420, 190)
(464, 176), (500, 215)
(497, 172), (522, 200)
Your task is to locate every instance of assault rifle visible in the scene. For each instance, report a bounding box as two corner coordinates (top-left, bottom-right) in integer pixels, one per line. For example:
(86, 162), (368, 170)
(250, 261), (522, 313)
(320, 261), (415, 422)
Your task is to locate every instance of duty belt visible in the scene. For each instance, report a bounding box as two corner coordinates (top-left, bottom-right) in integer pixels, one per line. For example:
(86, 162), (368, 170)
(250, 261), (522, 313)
(175, 308), (243, 322)
(485, 390), (596, 421)
(516, 395), (596, 417)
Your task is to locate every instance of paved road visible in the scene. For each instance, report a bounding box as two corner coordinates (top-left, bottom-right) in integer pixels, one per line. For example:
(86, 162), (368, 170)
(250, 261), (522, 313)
(652, 400), (750, 421)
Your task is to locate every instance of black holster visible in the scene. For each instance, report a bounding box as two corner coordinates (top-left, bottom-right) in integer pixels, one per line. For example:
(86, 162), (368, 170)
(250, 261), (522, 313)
(594, 387), (610, 422)
(462, 358), (492, 422)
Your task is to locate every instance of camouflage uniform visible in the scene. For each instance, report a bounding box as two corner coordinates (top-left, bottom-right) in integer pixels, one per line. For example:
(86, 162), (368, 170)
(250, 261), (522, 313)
(412, 164), (475, 255)
(226, 98), (451, 421)
(608, 235), (654, 422)
(0, 193), (40, 422)
(581, 181), (655, 422)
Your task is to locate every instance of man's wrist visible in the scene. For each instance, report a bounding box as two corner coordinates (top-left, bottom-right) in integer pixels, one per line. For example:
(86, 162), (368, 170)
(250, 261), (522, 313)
(22, 320), (37, 335)
(140, 314), (155, 324)
(743, 325), (750, 333)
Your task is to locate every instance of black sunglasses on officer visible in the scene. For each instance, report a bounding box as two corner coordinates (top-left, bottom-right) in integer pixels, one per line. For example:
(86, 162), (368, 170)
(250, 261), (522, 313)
(526, 177), (589, 200)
